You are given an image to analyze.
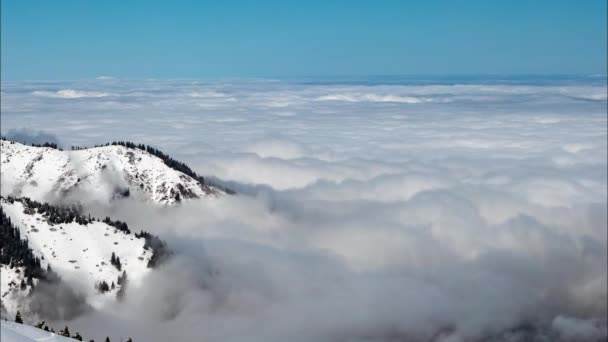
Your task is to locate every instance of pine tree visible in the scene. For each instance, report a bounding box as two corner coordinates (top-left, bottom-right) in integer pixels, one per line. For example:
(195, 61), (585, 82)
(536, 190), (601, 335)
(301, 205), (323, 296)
(74, 332), (83, 341)
(105, 337), (111, 342)
(126, 338), (133, 342)
(61, 325), (70, 337)
(15, 311), (23, 324)
(97, 280), (110, 293)
(20, 278), (27, 290)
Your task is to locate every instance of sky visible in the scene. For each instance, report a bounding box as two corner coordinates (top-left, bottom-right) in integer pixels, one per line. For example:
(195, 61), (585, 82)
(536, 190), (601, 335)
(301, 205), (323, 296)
(1, 0), (607, 80)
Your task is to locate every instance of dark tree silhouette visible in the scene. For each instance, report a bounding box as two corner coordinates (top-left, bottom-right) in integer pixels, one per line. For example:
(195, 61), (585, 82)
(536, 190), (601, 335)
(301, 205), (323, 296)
(15, 311), (23, 324)
(1, 206), (46, 280)
(110, 252), (122, 270)
(135, 230), (171, 268)
(60, 325), (71, 337)
(97, 280), (110, 293)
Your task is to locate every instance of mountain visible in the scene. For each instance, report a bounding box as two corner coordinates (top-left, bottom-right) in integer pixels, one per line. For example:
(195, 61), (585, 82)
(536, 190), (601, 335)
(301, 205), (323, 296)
(0, 139), (223, 205)
(0, 196), (166, 320)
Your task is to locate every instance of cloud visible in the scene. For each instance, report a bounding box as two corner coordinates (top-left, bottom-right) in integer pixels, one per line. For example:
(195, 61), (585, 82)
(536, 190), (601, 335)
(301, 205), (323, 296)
(27, 279), (92, 321)
(1, 77), (606, 341)
(32, 89), (111, 98)
(552, 316), (608, 341)
(186, 91), (228, 98)
(3, 128), (61, 146)
(242, 138), (308, 159)
(316, 93), (433, 103)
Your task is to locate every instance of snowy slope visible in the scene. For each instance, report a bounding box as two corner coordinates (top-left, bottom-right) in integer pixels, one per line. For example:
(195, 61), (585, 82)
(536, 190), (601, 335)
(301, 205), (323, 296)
(1, 321), (73, 342)
(1, 266), (32, 320)
(1, 140), (221, 204)
(1, 197), (152, 316)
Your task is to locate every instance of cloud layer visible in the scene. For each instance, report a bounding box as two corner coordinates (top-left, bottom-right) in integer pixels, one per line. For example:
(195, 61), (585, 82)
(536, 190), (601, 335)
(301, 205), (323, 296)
(1, 77), (606, 341)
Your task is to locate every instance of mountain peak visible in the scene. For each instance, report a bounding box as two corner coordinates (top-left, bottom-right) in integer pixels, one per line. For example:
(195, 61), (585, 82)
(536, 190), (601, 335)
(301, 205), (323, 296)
(1, 140), (223, 204)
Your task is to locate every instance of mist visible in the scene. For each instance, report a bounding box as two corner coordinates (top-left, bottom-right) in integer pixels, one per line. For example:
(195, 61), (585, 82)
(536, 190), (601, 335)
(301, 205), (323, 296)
(1, 77), (606, 341)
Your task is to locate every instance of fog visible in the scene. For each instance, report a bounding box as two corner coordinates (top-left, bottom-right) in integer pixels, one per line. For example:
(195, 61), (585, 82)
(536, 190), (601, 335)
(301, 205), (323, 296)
(1, 77), (606, 341)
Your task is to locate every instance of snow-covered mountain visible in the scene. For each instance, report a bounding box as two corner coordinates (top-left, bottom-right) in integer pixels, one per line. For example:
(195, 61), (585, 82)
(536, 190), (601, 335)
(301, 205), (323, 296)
(1, 196), (161, 319)
(0, 140), (222, 205)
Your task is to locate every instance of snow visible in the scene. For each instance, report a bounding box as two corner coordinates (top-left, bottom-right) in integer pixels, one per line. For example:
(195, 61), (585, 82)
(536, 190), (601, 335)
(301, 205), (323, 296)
(0, 266), (31, 319)
(1, 321), (73, 342)
(1, 140), (221, 204)
(1, 197), (152, 315)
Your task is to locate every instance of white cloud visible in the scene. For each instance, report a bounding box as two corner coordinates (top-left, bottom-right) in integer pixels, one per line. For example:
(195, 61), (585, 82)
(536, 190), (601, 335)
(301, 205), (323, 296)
(1, 77), (606, 341)
(316, 93), (433, 103)
(32, 89), (111, 98)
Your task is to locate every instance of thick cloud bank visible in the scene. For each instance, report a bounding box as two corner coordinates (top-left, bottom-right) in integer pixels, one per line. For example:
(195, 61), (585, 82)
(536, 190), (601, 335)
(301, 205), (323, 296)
(1, 76), (606, 341)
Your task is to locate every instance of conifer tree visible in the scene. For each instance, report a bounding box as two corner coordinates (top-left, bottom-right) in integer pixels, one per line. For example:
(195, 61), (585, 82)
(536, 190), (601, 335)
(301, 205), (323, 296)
(15, 311), (23, 324)
(97, 280), (110, 293)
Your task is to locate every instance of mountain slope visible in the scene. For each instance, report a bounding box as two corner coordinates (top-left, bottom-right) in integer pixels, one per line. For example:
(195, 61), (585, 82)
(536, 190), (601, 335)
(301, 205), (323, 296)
(1, 140), (222, 204)
(0, 196), (157, 318)
(1, 266), (32, 320)
(1, 321), (73, 342)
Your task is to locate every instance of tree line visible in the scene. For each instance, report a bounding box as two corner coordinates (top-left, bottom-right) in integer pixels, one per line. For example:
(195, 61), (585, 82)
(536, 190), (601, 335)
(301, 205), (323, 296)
(1, 207), (47, 281)
(0, 137), (62, 150)
(12, 312), (134, 342)
(135, 230), (171, 268)
(3, 196), (132, 234)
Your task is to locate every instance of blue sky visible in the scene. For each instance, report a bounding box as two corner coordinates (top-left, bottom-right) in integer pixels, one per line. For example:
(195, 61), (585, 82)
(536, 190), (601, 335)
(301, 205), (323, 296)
(1, 0), (606, 80)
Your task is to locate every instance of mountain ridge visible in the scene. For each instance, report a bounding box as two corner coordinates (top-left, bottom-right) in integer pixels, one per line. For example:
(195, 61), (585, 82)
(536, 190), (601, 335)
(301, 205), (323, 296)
(1, 139), (226, 204)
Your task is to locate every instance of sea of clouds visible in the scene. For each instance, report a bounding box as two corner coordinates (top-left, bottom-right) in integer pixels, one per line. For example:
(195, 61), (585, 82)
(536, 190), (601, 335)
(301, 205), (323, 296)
(1, 76), (607, 341)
